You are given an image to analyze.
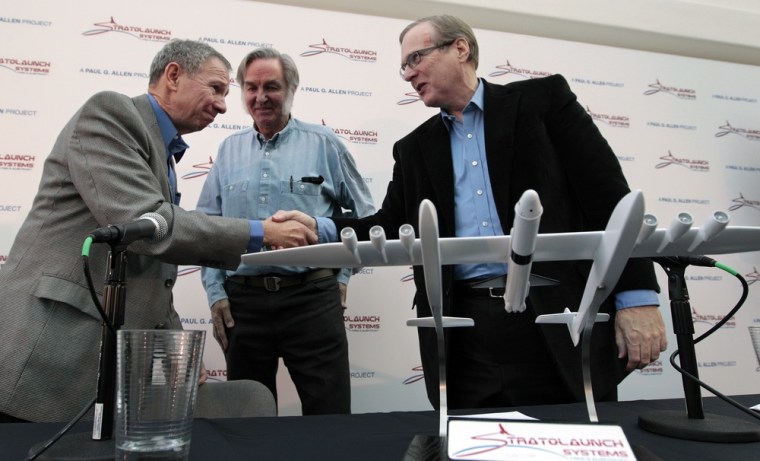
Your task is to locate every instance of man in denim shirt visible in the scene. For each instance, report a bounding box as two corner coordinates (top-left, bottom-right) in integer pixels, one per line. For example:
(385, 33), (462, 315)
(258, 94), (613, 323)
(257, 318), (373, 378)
(197, 48), (375, 415)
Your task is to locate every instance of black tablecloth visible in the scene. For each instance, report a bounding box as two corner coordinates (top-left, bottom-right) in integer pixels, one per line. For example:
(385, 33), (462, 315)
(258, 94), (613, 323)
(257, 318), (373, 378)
(5, 395), (759, 460)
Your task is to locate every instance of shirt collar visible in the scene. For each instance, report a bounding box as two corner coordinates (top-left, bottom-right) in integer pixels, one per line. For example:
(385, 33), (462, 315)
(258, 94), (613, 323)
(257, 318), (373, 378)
(147, 93), (189, 163)
(440, 78), (484, 130)
(254, 116), (293, 147)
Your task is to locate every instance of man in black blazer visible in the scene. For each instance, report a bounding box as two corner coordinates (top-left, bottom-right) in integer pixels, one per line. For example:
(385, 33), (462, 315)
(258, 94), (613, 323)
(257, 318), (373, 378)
(282, 15), (667, 410)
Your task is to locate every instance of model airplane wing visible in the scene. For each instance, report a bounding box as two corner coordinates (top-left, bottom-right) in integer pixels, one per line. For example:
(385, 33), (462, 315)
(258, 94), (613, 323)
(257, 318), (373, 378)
(240, 214), (756, 269)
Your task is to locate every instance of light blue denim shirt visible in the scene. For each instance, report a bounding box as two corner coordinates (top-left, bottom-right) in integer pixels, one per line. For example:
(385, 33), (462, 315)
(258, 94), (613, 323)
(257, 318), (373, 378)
(319, 80), (657, 309)
(197, 117), (375, 308)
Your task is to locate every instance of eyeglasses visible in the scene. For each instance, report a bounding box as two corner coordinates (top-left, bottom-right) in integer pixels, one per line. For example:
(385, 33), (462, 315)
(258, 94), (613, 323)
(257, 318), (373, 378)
(399, 40), (455, 77)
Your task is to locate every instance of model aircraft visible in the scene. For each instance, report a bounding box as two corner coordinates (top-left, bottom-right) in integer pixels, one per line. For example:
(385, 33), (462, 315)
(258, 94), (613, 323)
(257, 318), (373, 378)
(242, 189), (760, 431)
(241, 189), (759, 345)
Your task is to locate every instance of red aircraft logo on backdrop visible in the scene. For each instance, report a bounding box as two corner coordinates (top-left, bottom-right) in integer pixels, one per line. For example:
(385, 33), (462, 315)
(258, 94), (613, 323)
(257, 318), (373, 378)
(82, 16), (171, 42)
(728, 193), (760, 212)
(300, 39), (377, 63)
(181, 156), (214, 180)
(715, 121), (760, 141)
(488, 60), (552, 80)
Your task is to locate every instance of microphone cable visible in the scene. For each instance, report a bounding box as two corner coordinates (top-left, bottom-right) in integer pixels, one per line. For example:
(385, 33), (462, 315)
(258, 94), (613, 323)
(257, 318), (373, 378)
(81, 235), (115, 337)
(23, 397), (95, 461)
(667, 258), (760, 421)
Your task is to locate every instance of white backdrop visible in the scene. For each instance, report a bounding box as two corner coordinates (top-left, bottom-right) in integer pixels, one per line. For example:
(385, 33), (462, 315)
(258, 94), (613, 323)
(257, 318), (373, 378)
(1, 0), (759, 416)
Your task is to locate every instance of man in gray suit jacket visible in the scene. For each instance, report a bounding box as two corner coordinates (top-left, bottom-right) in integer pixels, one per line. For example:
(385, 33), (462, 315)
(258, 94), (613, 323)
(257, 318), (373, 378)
(0, 40), (316, 423)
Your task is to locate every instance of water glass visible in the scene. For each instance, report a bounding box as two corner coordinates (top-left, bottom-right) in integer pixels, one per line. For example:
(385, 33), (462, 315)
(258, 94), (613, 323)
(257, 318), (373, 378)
(115, 329), (205, 460)
(750, 326), (760, 371)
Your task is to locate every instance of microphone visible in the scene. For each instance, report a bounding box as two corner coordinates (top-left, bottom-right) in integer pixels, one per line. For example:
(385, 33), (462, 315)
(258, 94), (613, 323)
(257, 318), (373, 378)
(89, 212), (169, 245)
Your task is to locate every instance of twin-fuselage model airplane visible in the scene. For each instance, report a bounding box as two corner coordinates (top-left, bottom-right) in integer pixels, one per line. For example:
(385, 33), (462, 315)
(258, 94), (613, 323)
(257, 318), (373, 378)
(241, 189), (758, 345)
(241, 189), (760, 434)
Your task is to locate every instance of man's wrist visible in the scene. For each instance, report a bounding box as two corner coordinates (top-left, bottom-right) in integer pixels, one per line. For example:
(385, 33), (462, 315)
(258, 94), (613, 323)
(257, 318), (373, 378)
(315, 216), (338, 242)
(615, 289), (660, 310)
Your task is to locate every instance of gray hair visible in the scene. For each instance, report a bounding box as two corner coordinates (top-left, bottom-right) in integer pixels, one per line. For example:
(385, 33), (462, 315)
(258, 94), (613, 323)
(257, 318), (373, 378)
(148, 39), (231, 85)
(399, 15), (479, 69)
(236, 47), (300, 91)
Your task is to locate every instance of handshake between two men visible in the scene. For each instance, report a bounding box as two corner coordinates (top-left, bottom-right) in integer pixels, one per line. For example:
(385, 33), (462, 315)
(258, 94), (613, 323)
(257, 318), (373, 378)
(263, 210), (322, 250)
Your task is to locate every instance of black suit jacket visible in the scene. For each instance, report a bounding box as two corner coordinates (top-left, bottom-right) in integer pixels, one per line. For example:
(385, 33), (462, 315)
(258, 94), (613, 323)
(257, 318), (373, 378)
(333, 74), (659, 405)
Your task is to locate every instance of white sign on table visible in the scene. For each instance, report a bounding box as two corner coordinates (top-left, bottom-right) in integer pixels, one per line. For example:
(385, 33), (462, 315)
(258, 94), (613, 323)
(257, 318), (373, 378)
(447, 419), (636, 460)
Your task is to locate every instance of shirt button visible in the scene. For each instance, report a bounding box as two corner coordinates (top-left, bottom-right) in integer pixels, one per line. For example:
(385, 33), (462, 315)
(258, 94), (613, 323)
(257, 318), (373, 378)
(471, 160), (478, 166)
(481, 221), (489, 228)
(260, 197), (266, 203)
(164, 279), (174, 288)
(476, 189), (483, 196)
(467, 133), (473, 139)
(262, 173), (268, 178)
(264, 151), (270, 157)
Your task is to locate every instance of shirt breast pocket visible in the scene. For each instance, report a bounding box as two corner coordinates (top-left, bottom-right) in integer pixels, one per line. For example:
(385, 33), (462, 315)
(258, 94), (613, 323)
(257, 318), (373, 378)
(280, 179), (321, 210)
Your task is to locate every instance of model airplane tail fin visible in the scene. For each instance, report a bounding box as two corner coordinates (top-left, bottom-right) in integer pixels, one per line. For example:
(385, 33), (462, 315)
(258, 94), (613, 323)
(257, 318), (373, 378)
(535, 308), (610, 345)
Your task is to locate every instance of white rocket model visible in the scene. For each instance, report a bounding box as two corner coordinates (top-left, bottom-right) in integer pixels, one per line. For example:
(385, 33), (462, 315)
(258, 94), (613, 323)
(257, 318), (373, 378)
(504, 190), (542, 313)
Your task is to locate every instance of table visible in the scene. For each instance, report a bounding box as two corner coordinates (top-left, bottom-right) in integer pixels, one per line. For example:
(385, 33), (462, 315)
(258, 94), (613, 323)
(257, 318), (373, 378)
(5, 395), (759, 460)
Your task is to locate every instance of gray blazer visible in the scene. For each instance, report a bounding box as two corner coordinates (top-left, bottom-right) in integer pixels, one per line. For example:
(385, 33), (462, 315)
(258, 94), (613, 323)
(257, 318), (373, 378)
(0, 92), (250, 422)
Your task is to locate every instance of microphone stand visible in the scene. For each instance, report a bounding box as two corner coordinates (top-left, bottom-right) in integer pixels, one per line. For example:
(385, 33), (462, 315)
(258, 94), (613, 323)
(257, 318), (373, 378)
(638, 257), (760, 442)
(35, 243), (128, 460)
(93, 243), (128, 440)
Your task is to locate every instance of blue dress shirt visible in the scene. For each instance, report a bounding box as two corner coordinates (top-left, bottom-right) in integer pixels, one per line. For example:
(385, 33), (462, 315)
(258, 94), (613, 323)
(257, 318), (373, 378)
(147, 94), (187, 205)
